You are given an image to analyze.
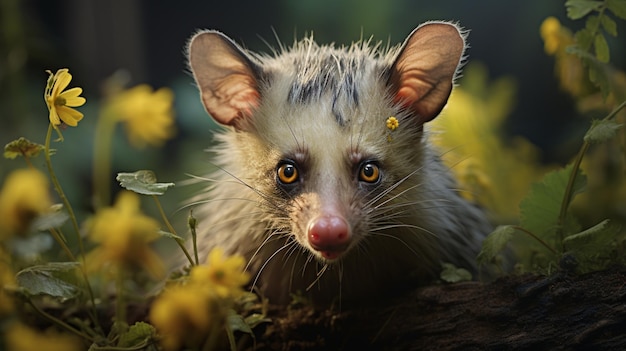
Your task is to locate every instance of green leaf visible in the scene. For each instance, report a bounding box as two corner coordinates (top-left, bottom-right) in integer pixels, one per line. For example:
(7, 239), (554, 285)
(227, 310), (253, 335)
(3, 137), (45, 159)
(600, 15), (618, 36)
(562, 219), (622, 272)
(477, 225), (516, 265)
(158, 230), (184, 241)
(116, 170), (175, 196)
(9, 234), (53, 259)
(563, 219), (615, 250)
(585, 14), (600, 31)
(607, 0), (626, 19)
(574, 29), (594, 51)
(566, 0), (604, 19)
(32, 206), (69, 231)
(594, 33), (610, 62)
(519, 164), (585, 243)
(117, 322), (156, 348)
(440, 263), (472, 283)
(586, 58), (612, 99)
(16, 262), (82, 300)
(584, 119), (623, 143)
(244, 313), (271, 329)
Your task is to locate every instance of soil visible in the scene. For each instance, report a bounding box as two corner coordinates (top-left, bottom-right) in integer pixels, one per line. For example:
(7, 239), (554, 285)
(240, 268), (626, 351)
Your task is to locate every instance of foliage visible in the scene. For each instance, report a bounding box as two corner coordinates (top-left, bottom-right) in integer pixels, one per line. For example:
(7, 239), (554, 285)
(478, 0), (626, 275)
(430, 63), (549, 223)
(0, 69), (265, 351)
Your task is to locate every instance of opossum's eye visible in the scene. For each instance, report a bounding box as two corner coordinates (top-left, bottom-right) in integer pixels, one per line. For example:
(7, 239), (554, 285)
(358, 162), (380, 183)
(277, 161), (299, 185)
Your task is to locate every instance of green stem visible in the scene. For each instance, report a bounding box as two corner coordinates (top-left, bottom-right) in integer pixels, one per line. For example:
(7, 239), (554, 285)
(513, 225), (558, 255)
(44, 124), (84, 257)
(151, 195), (194, 265)
(115, 265), (128, 337)
(556, 100), (626, 245)
(27, 299), (96, 343)
(44, 123), (101, 331)
(93, 113), (117, 209)
(189, 210), (200, 265)
(49, 228), (75, 261)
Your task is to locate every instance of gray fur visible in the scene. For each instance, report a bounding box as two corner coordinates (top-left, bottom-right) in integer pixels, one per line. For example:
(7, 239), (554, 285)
(184, 22), (492, 306)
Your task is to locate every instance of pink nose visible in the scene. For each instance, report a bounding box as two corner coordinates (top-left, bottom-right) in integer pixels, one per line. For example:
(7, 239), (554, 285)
(307, 215), (351, 260)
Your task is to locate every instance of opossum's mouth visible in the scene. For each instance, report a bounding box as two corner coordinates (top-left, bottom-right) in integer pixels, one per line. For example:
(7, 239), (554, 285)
(311, 243), (350, 261)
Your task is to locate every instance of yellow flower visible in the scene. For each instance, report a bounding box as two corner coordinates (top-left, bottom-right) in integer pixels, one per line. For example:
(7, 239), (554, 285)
(539, 17), (587, 97)
(149, 285), (213, 351)
(540, 17), (565, 55)
(0, 168), (53, 238)
(44, 68), (86, 129)
(5, 323), (82, 351)
(190, 247), (250, 298)
(86, 191), (163, 278)
(109, 84), (175, 148)
(386, 116), (399, 131)
(0, 248), (16, 315)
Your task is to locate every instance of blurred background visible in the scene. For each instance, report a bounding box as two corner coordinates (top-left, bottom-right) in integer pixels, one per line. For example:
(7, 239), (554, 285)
(1, 0), (625, 243)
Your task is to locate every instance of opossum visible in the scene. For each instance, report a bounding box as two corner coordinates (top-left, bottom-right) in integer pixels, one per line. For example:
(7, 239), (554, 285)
(186, 21), (492, 305)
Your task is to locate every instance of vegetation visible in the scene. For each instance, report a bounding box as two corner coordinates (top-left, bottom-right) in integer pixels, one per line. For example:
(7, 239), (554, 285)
(0, 1), (625, 350)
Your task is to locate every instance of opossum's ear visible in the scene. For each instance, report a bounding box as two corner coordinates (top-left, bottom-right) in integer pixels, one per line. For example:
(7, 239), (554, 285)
(389, 22), (465, 124)
(188, 30), (261, 128)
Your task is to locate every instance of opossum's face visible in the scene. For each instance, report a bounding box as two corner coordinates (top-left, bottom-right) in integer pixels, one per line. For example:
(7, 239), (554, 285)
(189, 23), (465, 262)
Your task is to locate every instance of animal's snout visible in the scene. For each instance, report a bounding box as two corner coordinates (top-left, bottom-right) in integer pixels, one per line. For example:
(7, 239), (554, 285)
(307, 215), (351, 260)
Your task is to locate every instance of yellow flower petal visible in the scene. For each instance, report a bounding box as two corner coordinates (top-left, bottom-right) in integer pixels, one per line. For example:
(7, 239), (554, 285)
(56, 106), (84, 126)
(48, 107), (61, 126)
(51, 70), (71, 98)
(59, 88), (86, 107)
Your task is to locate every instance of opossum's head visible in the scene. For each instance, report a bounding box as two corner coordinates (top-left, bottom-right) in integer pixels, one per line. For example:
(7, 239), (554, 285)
(188, 23), (465, 263)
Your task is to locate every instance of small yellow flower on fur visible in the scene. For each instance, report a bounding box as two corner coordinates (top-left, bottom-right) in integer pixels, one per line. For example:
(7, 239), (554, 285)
(44, 68), (86, 129)
(0, 168), (53, 238)
(386, 116), (399, 131)
(5, 322), (82, 351)
(190, 247), (250, 298)
(150, 285), (213, 351)
(86, 191), (163, 278)
(108, 84), (175, 148)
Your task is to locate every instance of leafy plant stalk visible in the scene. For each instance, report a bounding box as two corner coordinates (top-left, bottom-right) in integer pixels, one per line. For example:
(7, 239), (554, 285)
(26, 298), (96, 343)
(49, 227), (76, 261)
(189, 210), (200, 265)
(44, 124), (84, 258)
(151, 195), (194, 265)
(556, 99), (626, 243)
(44, 123), (101, 330)
(513, 225), (559, 255)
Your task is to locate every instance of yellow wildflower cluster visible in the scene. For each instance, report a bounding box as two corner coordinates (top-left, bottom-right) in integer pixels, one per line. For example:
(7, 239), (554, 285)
(150, 248), (250, 351)
(0, 168), (53, 238)
(107, 84), (176, 148)
(86, 191), (163, 278)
